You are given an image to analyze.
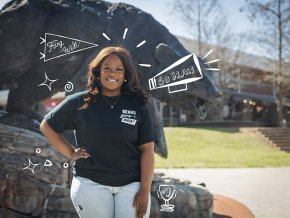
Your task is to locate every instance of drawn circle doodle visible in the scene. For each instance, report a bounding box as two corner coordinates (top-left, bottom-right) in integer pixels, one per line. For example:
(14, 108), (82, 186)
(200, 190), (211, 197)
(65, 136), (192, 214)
(64, 81), (74, 92)
(36, 148), (41, 153)
(63, 163), (69, 168)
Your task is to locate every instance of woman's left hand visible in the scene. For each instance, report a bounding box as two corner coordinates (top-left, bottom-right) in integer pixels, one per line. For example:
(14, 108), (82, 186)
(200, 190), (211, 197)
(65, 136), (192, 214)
(133, 189), (149, 218)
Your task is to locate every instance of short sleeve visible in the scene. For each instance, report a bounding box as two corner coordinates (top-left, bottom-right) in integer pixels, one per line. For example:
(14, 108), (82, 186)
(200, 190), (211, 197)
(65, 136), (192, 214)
(137, 103), (158, 146)
(44, 98), (74, 133)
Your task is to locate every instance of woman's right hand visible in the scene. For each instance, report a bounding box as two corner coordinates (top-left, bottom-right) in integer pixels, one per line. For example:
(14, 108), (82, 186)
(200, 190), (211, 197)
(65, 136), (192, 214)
(71, 148), (91, 160)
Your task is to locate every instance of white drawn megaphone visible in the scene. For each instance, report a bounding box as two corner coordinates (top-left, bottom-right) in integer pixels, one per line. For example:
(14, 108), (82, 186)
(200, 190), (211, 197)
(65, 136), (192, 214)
(148, 53), (203, 93)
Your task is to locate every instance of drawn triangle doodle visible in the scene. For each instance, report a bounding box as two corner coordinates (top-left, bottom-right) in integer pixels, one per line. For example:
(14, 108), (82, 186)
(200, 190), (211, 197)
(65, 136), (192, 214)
(44, 159), (53, 167)
(40, 33), (98, 62)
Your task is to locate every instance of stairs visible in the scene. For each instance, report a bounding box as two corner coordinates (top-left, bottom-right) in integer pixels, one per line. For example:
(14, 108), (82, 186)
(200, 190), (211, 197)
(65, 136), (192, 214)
(257, 128), (290, 152)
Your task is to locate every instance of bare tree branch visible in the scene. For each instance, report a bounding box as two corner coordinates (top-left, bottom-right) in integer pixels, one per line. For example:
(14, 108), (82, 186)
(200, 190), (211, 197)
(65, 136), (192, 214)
(242, 0), (290, 125)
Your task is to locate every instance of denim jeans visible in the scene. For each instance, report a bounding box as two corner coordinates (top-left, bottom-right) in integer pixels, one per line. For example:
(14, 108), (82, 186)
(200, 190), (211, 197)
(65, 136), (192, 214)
(70, 176), (151, 218)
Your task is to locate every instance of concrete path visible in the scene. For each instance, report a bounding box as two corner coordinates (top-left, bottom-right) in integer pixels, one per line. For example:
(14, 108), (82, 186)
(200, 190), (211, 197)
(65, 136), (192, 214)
(155, 167), (290, 218)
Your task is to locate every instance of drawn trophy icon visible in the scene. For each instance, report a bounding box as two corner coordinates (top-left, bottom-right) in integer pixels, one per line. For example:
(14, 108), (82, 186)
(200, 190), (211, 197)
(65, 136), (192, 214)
(157, 184), (177, 212)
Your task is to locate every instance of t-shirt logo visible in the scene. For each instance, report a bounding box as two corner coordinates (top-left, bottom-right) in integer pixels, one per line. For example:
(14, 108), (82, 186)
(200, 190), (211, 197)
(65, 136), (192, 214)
(120, 109), (137, 125)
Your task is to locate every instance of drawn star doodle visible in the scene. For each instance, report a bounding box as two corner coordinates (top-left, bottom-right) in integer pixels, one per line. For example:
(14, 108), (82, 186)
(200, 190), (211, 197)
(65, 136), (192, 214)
(22, 157), (41, 174)
(38, 72), (59, 91)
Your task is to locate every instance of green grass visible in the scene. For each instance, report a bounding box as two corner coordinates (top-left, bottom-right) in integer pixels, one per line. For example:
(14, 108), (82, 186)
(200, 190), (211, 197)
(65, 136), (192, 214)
(155, 127), (290, 168)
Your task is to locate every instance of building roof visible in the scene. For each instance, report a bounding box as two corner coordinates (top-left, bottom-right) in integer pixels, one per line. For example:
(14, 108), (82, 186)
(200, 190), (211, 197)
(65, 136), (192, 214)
(176, 36), (277, 73)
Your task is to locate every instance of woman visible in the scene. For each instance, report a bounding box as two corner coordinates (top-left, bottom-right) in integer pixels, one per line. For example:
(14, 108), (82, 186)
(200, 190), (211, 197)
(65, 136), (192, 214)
(40, 47), (156, 218)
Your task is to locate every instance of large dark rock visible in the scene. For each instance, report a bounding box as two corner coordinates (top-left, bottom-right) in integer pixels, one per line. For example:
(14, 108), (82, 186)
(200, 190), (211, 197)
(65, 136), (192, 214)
(151, 173), (213, 218)
(0, 123), (75, 217)
(0, 0), (221, 158)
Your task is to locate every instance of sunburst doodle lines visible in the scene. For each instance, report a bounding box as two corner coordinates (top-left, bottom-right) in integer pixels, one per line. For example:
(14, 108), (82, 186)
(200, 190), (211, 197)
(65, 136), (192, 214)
(98, 28), (220, 94)
(38, 30), (220, 93)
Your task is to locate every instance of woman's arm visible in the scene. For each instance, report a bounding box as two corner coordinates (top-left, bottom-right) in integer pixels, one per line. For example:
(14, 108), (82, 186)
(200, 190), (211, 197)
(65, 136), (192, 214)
(39, 119), (90, 160)
(133, 141), (154, 218)
(139, 142), (155, 192)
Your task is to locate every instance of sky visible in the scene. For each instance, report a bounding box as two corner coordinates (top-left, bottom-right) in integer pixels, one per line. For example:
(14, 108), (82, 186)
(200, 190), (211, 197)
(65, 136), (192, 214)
(107, 0), (254, 34)
(0, 0), (261, 55)
(105, 0), (261, 55)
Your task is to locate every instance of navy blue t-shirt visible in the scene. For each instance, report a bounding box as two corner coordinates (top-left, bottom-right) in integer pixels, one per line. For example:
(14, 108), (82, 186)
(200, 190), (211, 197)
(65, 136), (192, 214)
(44, 91), (156, 186)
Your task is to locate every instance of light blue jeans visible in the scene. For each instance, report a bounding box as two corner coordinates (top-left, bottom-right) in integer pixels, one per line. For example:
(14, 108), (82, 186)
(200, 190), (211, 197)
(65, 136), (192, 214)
(70, 176), (151, 218)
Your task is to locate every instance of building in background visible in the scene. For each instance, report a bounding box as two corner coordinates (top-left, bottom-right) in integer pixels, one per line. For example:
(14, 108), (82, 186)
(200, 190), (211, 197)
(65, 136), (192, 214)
(160, 36), (290, 127)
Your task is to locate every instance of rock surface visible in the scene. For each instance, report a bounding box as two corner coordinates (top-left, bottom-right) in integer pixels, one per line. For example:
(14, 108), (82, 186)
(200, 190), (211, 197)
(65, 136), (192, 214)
(0, 123), (74, 217)
(151, 173), (213, 218)
(0, 123), (213, 218)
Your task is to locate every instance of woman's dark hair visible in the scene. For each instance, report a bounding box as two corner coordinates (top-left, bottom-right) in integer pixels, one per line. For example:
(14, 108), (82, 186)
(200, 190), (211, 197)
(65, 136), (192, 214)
(79, 46), (147, 110)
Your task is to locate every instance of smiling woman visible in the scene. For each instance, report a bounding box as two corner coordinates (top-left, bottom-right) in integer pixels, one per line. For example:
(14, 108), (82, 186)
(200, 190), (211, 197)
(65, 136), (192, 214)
(80, 46), (146, 109)
(99, 55), (126, 97)
(40, 46), (157, 218)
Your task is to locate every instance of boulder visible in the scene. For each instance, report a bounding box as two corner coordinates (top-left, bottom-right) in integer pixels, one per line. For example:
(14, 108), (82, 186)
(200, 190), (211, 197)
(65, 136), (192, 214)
(151, 173), (213, 218)
(0, 123), (75, 217)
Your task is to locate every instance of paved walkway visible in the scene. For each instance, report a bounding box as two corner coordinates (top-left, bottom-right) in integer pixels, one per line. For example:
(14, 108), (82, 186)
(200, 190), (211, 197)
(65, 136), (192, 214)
(155, 167), (290, 218)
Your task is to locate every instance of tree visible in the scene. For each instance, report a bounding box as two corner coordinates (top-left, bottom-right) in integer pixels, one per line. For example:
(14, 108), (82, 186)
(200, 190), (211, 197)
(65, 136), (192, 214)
(172, 0), (230, 56)
(241, 0), (290, 126)
(172, 0), (245, 121)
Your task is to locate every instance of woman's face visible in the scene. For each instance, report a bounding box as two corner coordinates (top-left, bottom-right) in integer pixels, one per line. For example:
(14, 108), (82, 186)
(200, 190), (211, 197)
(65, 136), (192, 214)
(99, 55), (125, 95)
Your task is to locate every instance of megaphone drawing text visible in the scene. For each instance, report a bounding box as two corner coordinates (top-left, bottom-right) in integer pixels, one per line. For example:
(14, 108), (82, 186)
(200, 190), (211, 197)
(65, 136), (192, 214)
(149, 53), (203, 93)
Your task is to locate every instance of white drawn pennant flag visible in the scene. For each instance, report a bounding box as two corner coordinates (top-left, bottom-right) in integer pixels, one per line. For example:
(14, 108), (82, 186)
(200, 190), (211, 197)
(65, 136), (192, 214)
(40, 33), (98, 62)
